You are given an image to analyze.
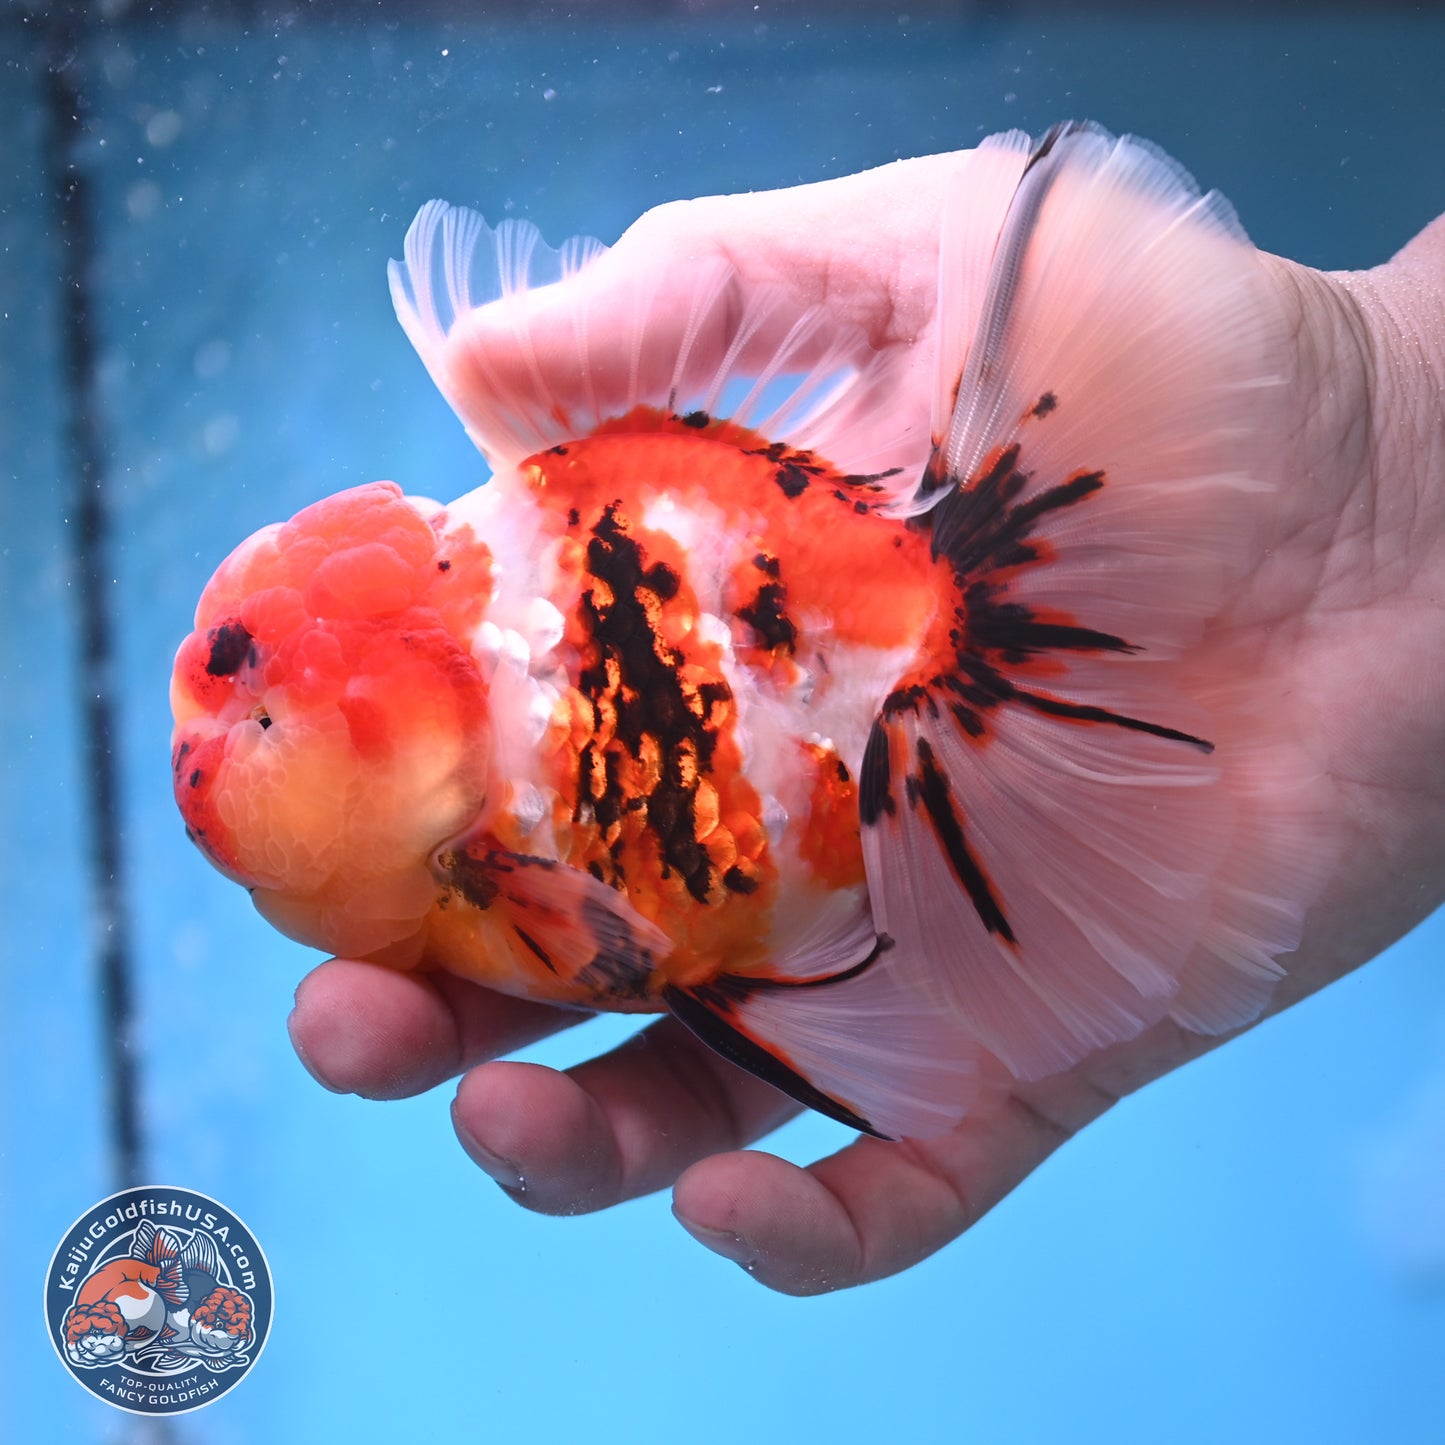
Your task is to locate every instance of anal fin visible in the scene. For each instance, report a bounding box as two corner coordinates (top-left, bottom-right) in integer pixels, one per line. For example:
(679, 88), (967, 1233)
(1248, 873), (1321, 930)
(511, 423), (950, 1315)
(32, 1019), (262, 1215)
(664, 943), (892, 1138)
(665, 894), (980, 1140)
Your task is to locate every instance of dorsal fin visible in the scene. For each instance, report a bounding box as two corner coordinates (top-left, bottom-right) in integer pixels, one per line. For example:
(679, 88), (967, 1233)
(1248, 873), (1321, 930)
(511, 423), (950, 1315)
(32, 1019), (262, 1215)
(388, 201), (928, 488)
(181, 1229), (219, 1277)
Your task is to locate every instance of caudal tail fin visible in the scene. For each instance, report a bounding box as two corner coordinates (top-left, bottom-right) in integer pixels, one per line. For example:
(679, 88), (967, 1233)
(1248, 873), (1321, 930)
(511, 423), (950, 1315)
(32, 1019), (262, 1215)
(857, 124), (1317, 1083)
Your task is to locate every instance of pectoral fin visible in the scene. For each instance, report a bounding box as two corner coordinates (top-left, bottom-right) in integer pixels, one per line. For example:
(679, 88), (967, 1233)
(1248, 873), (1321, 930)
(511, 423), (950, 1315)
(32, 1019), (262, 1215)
(434, 840), (675, 1008)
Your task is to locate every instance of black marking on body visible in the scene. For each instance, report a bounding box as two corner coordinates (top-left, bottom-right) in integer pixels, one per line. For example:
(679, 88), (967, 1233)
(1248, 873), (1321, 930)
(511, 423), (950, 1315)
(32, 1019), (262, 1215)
(437, 559), (452, 572)
(576, 503), (733, 904)
(743, 442), (894, 508)
(847, 465), (905, 487)
(680, 410), (710, 428)
(204, 620), (253, 678)
(722, 866), (759, 895)
(774, 462), (812, 499)
(442, 848), (501, 911)
(738, 578), (798, 654)
(645, 560), (681, 601)
(188, 769), (201, 789)
(1031, 391), (1057, 418)
(567, 507), (581, 527)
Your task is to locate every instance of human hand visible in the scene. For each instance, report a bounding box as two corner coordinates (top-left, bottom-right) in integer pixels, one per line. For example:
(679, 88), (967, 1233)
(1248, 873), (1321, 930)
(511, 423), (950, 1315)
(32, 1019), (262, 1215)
(288, 142), (1445, 1294)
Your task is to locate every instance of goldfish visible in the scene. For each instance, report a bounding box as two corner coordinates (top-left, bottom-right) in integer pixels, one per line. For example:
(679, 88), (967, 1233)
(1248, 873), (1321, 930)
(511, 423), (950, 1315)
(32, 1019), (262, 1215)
(62, 1221), (234, 1366)
(170, 123), (1308, 1140)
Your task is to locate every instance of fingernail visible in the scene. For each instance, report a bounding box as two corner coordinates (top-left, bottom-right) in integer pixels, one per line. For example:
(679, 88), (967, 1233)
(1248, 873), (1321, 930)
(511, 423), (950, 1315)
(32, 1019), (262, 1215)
(672, 1207), (756, 1269)
(453, 1113), (526, 1192)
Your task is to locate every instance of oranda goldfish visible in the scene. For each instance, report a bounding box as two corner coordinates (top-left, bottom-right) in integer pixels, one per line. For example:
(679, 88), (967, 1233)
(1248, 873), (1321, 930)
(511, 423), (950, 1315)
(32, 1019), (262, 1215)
(62, 1222), (238, 1367)
(170, 124), (1309, 1140)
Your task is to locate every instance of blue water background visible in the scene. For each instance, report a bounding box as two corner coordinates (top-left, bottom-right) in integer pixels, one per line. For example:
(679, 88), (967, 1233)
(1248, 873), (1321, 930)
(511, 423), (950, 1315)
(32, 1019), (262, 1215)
(4, 7), (1444, 1442)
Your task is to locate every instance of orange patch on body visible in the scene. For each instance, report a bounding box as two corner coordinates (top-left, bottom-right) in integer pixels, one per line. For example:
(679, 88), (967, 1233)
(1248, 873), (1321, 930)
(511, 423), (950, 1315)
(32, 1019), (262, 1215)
(522, 408), (942, 653)
(793, 740), (867, 892)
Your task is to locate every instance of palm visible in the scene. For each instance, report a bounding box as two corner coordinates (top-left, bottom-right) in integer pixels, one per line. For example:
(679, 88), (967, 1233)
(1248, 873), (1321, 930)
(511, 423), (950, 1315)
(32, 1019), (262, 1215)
(289, 156), (1445, 1293)
(1218, 260), (1445, 1002)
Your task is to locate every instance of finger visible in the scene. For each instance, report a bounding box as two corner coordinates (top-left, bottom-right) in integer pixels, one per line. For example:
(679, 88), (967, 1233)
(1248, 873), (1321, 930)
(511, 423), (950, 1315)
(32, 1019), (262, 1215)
(449, 1016), (801, 1211)
(670, 1091), (1080, 1296)
(441, 153), (960, 430)
(626, 153), (956, 344)
(287, 958), (582, 1099)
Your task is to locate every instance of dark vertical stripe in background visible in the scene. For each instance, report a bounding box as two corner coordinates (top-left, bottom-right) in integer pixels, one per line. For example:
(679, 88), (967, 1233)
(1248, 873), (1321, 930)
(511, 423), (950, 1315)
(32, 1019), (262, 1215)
(39, 13), (146, 1196)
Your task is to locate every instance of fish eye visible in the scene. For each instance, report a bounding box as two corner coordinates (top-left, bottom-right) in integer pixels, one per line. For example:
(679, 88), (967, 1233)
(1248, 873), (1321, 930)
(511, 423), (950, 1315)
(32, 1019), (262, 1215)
(250, 705), (273, 731)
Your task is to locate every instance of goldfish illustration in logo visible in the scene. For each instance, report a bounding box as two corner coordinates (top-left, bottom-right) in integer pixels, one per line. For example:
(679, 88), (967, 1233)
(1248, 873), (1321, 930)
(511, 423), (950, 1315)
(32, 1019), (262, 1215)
(62, 1220), (253, 1371)
(171, 123), (1311, 1139)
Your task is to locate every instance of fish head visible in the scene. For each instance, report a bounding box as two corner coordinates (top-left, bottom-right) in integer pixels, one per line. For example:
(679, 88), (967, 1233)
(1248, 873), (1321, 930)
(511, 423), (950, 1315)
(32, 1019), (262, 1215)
(170, 481), (496, 958)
